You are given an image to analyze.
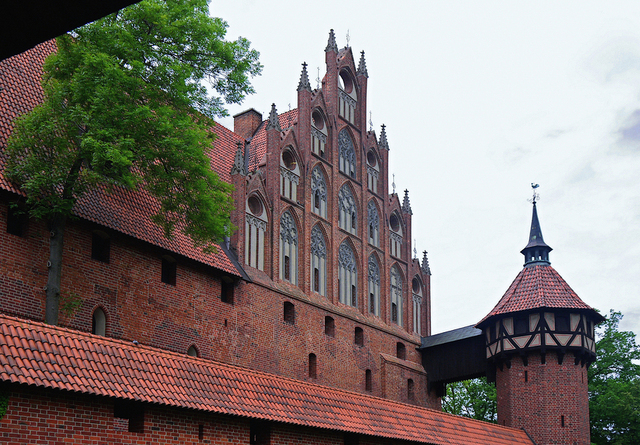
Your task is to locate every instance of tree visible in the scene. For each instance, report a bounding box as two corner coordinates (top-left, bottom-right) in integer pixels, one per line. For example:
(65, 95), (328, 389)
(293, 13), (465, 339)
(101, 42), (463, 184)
(442, 377), (497, 422)
(589, 310), (640, 444)
(5, 0), (262, 325)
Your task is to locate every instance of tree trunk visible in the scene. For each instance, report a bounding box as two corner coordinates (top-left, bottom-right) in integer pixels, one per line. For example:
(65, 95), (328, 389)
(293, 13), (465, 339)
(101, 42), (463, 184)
(45, 216), (66, 325)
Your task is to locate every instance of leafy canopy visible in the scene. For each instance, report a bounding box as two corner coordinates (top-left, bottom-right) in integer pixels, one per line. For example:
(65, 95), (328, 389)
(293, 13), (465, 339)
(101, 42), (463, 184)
(442, 377), (497, 423)
(7, 0), (261, 247)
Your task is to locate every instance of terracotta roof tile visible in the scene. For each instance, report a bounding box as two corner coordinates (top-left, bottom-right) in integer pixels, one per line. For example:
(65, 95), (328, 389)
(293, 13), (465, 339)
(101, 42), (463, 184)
(0, 314), (532, 445)
(478, 265), (598, 326)
(0, 42), (242, 276)
(247, 109), (298, 170)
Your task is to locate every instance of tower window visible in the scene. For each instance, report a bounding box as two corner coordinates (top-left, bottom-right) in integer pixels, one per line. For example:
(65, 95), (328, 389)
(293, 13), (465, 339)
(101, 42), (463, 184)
(556, 314), (570, 332)
(365, 369), (372, 392)
(325, 316), (335, 337)
(396, 342), (406, 360)
(354, 327), (364, 346)
(309, 353), (317, 378)
(161, 255), (177, 285)
(515, 317), (528, 335)
(283, 302), (295, 324)
(91, 230), (110, 263)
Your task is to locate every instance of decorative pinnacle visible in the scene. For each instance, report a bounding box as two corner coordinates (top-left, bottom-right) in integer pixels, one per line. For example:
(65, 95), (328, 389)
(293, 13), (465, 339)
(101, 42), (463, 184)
(297, 62), (311, 92)
(266, 104), (281, 131)
(422, 251), (432, 275)
(230, 141), (247, 176)
(325, 29), (338, 53)
(378, 124), (389, 150)
(357, 51), (369, 78)
(402, 189), (413, 215)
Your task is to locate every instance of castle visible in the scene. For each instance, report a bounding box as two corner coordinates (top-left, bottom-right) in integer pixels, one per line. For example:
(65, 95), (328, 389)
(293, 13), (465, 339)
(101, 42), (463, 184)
(0, 30), (602, 445)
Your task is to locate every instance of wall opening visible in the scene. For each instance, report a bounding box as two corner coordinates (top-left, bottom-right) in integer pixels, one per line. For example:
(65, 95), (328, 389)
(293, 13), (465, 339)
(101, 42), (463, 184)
(283, 302), (295, 324)
(354, 327), (364, 347)
(309, 353), (317, 379)
(325, 316), (335, 337)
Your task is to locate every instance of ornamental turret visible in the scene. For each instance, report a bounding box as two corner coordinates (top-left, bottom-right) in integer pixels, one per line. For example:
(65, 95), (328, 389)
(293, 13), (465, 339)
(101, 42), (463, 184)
(476, 186), (604, 445)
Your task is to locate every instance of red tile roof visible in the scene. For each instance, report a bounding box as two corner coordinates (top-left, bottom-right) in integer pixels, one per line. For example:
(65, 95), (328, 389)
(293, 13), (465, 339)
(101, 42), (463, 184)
(478, 265), (597, 326)
(0, 313), (533, 445)
(247, 109), (298, 170)
(0, 42), (241, 276)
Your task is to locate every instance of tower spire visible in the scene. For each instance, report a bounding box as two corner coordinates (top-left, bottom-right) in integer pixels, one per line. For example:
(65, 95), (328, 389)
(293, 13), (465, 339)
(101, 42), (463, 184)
(266, 104), (281, 131)
(357, 51), (368, 78)
(521, 184), (552, 266)
(402, 189), (413, 215)
(421, 251), (431, 275)
(297, 62), (311, 92)
(325, 29), (338, 53)
(379, 124), (389, 150)
(230, 141), (247, 176)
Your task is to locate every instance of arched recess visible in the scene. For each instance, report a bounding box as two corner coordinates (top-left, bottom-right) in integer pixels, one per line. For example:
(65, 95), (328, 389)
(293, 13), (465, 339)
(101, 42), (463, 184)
(245, 193), (269, 271)
(311, 107), (328, 158)
(92, 306), (107, 336)
(311, 164), (329, 219)
(338, 182), (358, 235)
(280, 145), (301, 201)
(368, 254), (381, 316)
(366, 148), (380, 194)
(390, 263), (405, 326)
(279, 209), (299, 285)
(338, 239), (358, 308)
(187, 345), (199, 357)
(367, 200), (380, 247)
(389, 210), (404, 259)
(338, 69), (358, 124)
(412, 275), (424, 335)
(338, 128), (357, 179)
(310, 224), (328, 296)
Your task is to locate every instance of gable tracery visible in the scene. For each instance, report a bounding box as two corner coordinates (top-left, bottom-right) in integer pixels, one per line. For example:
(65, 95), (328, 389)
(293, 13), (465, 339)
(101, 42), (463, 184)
(245, 195), (267, 271)
(338, 184), (357, 234)
(367, 200), (379, 247)
(311, 165), (328, 218)
(368, 256), (380, 316)
(279, 210), (298, 284)
(310, 225), (327, 296)
(390, 265), (403, 326)
(338, 241), (357, 307)
(338, 129), (356, 178)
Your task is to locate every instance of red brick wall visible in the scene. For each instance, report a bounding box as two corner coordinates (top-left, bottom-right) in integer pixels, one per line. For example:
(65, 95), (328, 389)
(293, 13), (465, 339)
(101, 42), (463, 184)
(495, 352), (590, 445)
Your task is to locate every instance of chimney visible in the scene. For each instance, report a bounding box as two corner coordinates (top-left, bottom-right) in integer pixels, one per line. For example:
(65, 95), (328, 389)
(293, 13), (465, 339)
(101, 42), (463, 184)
(233, 109), (263, 140)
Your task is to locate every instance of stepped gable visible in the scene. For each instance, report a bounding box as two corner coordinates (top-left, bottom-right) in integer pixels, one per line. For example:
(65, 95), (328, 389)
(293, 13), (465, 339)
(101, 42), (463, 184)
(246, 109), (298, 169)
(478, 265), (594, 325)
(0, 313), (533, 445)
(0, 41), (242, 277)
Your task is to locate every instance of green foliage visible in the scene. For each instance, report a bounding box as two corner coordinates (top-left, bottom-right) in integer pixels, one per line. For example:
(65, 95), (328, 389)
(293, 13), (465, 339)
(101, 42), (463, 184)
(442, 377), (497, 422)
(60, 291), (83, 317)
(589, 310), (640, 444)
(0, 391), (8, 420)
(6, 0), (261, 248)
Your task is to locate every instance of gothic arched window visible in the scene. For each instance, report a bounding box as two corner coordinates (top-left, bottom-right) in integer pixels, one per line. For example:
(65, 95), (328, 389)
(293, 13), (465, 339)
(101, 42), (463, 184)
(338, 242), (357, 307)
(338, 70), (357, 124)
(368, 201), (379, 247)
(368, 256), (380, 316)
(245, 195), (267, 271)
(338, 129), (356, 178)
(366, 149), (380, 193)
(280, 147), (300, 201)
(311, 166), (328, 218)
(311, 109), (328, 158)
(310, 225), (327, 296)
(389, 211), (403, 259)
(390, 265), (403, 326)
(412, 277), (423, 335)
(339, 184), (357, 235)
(279, 211), (298, 284)
(92, 307), (106, 336)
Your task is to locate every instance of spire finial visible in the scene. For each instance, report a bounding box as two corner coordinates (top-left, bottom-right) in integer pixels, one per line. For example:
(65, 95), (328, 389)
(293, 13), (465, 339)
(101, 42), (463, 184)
(325, 29), (338, 53)
(369, 112), (373, 132)
(392, 173), (396, 194)
(379, 124), (389, 150)
(266, 103), (281, 131)
(402, 189), (413, 215)
(346, 29), (350, 48)
(230, 141), (248, 176)
(316, 67), (321, 89)
(521, 183), (552, 266)
(530, 183), (540, 204)
(414, 240), (417, 260)
(297, 62), (311, 92)
(421, 251), (432, 275)
(357, 50), (369, 78)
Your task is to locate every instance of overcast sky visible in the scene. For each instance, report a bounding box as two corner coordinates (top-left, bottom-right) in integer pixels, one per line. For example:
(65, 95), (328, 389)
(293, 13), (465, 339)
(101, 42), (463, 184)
(210, 0), (640, 337)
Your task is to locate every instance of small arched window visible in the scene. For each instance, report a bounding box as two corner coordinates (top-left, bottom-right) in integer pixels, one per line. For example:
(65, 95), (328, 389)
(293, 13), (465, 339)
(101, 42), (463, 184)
(311, 166), (328, 218)
(280, 211), (298, 284)
(367, 201), (379, 247)
(324, 316), (335, 337)
(338, 129), (356, 178)
(311, 109), (328, 158)
(354, 327), (364, 346)
(390, 265), (403, 325)
(310, 225), (327, 296)
(280, 148), (300, 201)
(309, 353), (317, 379)
(245, 195), (267, 271)
(407, 378), (415, 401)
(338, 70), (357, 124)
(396, 342), (406, 360)
(389, 212), (403, 258)
(92, 308), (106, 336)
(339, 185), (357, 235)
(284, 301), (295, 324)
(365, 369), (372, 392)
(338, 242), (357, 307)
(412, 277), (423, 336)
(368, 256), (380, 316)
(187, 345), (199, 357)
(366, 149), (380, 193)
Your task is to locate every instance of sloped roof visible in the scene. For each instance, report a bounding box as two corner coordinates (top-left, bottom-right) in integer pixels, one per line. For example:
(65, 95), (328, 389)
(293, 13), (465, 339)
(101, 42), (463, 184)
(0, 314), (533, 445)
(247, 109), (298, 170)
(0, 42), (241, 276)
(477, 265), (599, 327)
(421, 325), (482, 349)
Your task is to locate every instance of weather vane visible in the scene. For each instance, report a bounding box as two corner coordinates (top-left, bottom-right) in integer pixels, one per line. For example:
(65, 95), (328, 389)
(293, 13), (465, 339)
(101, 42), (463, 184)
(392, 174), (396, 194)
(530, 183), (540, 204)
(346, 30), (350, 47)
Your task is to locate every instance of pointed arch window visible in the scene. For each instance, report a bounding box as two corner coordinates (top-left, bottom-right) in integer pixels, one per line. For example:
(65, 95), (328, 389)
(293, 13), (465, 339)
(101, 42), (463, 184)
(338, 242), (357, 307)
(92, 307), (106, 336)
(311, 166), (328, 218)
(390, 265), (403, 326)
(311, 109), (328, 158)
(412, 277), (423, 335)
(366, 149), (380, 194)
(368, 201), (379, 247)
(280, 147), (300, 201)
(389, 212), (403, 259)
(338, 129), (356, 178)
(368, 256), (380, 316)
(245, 195), (267, 271)
(280, 211), (298, 284)
(338, 70), (357, 124)
(339, 185), (357, 234)
(310, 225), (327, 296)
